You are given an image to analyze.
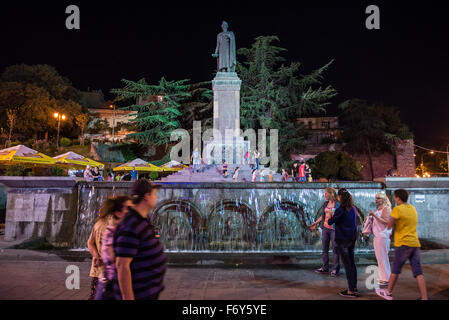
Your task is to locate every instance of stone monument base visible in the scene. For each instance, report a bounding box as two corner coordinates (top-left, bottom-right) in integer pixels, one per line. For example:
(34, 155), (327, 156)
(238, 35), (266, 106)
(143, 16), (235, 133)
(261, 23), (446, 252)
(203, 137), (250, 165)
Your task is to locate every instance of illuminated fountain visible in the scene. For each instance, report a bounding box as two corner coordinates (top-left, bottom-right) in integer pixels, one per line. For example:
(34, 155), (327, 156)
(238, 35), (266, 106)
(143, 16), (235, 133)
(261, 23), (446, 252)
(73, 182), (380, 252)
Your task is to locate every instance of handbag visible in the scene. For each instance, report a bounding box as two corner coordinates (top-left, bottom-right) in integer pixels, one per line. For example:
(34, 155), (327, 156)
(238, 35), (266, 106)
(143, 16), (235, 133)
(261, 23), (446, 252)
(362, 216), (373, 235)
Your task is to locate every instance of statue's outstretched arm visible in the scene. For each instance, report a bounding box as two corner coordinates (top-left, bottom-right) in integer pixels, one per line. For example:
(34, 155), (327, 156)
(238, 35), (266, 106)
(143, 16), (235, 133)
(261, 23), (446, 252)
(212, 35), (220, 57)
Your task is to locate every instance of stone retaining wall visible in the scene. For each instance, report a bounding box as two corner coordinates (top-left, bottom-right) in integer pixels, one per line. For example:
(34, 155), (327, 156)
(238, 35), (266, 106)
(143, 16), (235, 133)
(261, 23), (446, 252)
(1, 177), (448, 248)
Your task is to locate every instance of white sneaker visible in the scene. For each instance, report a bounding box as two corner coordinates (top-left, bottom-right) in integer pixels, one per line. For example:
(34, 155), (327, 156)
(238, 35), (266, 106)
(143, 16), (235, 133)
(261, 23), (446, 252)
(375, 289), (393, 300)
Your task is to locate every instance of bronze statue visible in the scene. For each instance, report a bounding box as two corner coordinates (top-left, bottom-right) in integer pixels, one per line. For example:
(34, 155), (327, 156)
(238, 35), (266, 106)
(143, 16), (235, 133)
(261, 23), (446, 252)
(212, 21), (236, 73)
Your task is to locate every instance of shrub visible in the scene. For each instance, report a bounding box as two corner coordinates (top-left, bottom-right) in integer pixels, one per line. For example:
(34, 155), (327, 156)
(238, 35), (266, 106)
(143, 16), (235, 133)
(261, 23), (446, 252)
(60, 137), (71, 147)
(10, 140), (22, 147)
(5, 165), (30, 176)
(308, 151), (363, 181)
(149, 172), (159, 181)
(50, 166), (64, 176)
(72, 138), (80, 146)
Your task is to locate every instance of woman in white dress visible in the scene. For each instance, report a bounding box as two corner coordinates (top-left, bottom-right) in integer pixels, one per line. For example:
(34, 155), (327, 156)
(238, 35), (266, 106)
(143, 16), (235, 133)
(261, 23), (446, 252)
(369, 193), (392, 286)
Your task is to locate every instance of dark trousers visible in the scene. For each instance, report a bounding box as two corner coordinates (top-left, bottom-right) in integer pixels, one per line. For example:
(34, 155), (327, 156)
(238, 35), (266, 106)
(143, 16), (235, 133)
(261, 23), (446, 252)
(89, 277), (98, 300)
(321, 228), (340, 273)
(336, 240), (357, 291)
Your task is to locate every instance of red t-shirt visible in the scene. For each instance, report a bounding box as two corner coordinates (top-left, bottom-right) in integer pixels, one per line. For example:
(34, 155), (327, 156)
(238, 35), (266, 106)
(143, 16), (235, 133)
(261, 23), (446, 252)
(299, 164), (305, 177)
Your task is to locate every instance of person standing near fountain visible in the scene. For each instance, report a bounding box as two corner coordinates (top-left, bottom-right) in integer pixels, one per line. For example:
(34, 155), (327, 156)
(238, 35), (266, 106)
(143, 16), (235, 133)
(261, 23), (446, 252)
(291, 162), (299, 182)
(298, 161), (306, 183)
(94, 195), (131, 300)
(87, 197), (125, 299)
(233, 167), (240, 182)
(369, 193), (392, 287)
(254, 149), (260, 170)
(376, 189), (428, 300)
(310, 187), (340, 277)
(327, 188), (359, 298)
(191, 148), (201, 173)
(113, 179), (166, 300)
(222, 161), (228, 178)
(131, 167), (138, 181)
(251, 169), (258, 182)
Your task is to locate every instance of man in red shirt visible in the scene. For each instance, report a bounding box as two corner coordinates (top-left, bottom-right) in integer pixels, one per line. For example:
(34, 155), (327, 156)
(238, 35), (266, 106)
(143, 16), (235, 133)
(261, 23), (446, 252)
(298, 161), (306, 183)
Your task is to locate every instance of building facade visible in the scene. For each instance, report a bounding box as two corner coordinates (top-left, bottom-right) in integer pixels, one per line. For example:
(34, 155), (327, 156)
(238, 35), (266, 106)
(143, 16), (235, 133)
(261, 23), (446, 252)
(292, 116), (416, 179)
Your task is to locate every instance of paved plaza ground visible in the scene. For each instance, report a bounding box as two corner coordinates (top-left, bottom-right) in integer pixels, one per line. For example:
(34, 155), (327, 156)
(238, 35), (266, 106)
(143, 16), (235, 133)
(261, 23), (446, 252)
(0, 254), (448, 300)
(0, 234), (448, 300)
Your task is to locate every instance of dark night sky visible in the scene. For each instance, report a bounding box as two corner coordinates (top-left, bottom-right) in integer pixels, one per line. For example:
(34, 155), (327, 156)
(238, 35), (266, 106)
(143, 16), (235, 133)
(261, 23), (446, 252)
(1, 1), (449, 148)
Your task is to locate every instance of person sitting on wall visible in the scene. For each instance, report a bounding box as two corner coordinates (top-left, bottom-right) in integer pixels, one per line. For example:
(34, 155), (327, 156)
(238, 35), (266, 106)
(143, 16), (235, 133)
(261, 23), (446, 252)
(222, 161), (228, 178)
(92, 167), (103, 181)
(84, 165), (94, 181)
(281, 168), (288, 181)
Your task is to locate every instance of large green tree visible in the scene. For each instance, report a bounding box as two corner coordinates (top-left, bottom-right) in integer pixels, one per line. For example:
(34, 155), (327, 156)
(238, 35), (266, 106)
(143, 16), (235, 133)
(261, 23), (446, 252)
(111, 77), (191, 147)
(339, 99), (413, 180)
(237, 36), (337, 169)
(0, 64), (84, 140)
(308, 151), (363, 181)
(178, 81), (213, 132)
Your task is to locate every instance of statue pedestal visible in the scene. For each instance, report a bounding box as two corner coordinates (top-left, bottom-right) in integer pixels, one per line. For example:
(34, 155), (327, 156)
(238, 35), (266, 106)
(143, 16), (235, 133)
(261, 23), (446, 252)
(206, 72), (244, 164)
(212, 72), (242, 140)
(203, 137), (250, 165)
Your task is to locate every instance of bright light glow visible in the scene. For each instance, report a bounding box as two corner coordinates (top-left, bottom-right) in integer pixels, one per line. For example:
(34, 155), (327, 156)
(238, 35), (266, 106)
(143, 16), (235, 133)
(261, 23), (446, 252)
(54, 113), (59, 118)
(430, 151), (435, 155)
(62, 115), (66, 120)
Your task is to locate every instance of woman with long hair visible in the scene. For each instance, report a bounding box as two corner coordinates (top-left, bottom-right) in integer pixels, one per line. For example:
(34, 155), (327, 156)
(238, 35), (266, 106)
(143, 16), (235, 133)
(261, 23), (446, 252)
(369, 193), (392, 287)
(310, 187), (341, 276)
(328, 188), (359, 298)
(233, 167), (240, 182)
(88, 195), (131, 300)
(93, 195), (131, 300)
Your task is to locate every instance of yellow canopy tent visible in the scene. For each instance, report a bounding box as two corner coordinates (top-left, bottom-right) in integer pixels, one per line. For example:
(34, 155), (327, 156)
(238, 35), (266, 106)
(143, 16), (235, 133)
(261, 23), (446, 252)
(0, 145), (56, 166)
(160, 160), (188, 172)
(113, 158), (163, 172)
(54, 151), (104, 169)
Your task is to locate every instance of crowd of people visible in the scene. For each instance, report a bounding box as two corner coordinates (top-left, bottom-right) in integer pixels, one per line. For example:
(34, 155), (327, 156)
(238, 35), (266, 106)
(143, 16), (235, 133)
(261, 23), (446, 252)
(309, 187), (428, 299)
(86, 179), (427, 300)
(84, 166), (140, 182)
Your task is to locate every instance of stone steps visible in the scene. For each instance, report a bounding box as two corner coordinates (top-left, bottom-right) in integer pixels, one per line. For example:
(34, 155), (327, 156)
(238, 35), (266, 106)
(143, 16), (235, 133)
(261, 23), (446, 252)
(157, 163), (283, 183)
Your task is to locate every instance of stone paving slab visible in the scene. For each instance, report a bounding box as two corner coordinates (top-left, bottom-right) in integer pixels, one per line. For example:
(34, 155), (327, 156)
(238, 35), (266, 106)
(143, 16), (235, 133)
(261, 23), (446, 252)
(0, 260), (448, 300)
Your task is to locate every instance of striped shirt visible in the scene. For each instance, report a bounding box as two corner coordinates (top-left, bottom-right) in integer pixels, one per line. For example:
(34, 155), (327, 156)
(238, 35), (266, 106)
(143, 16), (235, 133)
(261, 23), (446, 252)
(113, 207), (167, 300)
(100, 225), (116, 281)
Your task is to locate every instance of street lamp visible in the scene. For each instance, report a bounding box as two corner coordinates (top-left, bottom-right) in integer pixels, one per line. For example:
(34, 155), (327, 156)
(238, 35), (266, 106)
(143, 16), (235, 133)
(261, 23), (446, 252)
(447, 145), (449, 176)
(110, 104), (116, 143)
(54, 112), (66, 148)
(420, 151), (434, 175)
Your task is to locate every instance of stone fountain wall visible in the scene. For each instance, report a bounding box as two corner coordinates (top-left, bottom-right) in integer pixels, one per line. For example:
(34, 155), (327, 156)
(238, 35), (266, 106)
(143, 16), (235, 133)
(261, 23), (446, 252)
(1, 177), (448, 250)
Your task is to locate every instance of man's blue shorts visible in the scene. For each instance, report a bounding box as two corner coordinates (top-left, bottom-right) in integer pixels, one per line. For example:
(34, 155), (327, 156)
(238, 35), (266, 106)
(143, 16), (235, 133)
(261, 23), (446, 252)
(391, 245), (423, 278)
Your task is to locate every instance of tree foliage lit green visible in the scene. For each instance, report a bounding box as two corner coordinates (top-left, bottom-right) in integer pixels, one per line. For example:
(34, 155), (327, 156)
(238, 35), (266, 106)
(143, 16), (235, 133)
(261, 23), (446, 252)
(308, 151), (363, 181)
(237, 36), (337, 169)
(111, 77), (190, 147)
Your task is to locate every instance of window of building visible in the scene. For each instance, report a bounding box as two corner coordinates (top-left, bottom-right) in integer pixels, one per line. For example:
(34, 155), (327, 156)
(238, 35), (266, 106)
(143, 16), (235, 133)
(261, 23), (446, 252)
(308, 121), (313, 129)
(322, 121), (330, 129)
